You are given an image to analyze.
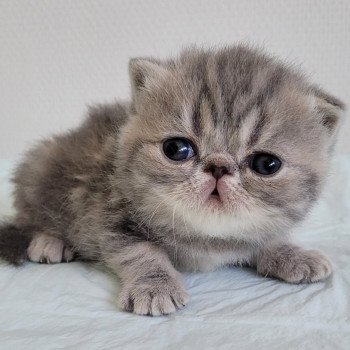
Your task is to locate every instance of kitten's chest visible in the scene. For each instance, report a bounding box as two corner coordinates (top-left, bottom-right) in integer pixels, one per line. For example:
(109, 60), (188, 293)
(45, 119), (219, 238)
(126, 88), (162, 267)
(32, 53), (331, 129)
(164, 240), (254, 272)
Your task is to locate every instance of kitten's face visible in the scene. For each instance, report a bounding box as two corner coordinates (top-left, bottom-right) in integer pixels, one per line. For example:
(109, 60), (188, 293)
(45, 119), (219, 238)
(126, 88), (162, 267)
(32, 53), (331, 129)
(119, 47), (343, 240)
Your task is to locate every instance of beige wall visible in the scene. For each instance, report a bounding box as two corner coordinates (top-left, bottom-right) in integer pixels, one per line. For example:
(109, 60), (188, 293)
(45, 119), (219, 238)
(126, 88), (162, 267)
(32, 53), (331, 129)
(1, 0), (349, 158)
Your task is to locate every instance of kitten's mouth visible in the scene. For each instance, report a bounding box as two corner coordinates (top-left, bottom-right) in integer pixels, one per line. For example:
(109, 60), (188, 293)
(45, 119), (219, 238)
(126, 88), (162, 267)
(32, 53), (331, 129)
(211, 188), (219, 197)
(209, 187), (223, 203)
(202, 179), (225, 206)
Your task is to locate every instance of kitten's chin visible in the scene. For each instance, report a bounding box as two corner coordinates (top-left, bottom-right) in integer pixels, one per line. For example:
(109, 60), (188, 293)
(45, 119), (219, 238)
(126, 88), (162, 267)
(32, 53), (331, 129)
(182, 204), (285, 241)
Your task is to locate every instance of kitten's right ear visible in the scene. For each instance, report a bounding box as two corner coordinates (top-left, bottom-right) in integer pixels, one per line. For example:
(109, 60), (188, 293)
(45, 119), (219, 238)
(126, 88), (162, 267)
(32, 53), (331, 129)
(129, 58), (170, 108)
(311, 87), (345, 135)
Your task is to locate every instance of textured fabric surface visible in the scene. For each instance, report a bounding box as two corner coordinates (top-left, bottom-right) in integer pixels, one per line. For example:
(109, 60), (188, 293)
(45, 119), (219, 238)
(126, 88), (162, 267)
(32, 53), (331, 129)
(0, 157), (349, 349)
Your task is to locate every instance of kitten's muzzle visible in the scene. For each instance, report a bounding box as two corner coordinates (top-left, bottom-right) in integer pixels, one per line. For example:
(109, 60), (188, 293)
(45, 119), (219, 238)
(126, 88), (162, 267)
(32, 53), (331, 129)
(201, 154), (236, 203)
(203, 154), (235, 180)
(205, 164), (230, 180)
(204, 165), (232, 201)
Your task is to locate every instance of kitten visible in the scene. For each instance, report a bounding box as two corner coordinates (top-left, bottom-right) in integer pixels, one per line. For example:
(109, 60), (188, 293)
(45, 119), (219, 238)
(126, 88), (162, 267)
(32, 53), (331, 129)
(0, 45), (344, 316)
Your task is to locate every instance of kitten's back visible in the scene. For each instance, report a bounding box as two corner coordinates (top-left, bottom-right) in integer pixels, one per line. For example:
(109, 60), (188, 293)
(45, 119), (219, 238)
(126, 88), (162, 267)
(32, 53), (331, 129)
(4, 103), (129, 257)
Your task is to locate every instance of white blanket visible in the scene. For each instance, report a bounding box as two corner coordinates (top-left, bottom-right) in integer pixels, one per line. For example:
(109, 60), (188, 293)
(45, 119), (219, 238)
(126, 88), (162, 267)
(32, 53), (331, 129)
(1, 157), (349, 350)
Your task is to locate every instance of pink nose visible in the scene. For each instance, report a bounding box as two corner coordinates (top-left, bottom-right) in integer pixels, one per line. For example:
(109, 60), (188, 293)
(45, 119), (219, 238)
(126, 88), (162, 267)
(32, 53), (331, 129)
(205, 165), (230, 180)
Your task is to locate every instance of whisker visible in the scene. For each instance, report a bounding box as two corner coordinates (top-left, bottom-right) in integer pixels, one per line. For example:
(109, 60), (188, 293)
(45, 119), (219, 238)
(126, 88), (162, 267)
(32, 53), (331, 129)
(181, 206), (197, 271)
(172, 203), (178, 266)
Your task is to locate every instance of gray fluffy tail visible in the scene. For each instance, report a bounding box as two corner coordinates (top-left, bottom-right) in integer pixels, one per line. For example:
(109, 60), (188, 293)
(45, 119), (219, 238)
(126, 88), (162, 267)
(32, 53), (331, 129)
(0, 222), (31, 266)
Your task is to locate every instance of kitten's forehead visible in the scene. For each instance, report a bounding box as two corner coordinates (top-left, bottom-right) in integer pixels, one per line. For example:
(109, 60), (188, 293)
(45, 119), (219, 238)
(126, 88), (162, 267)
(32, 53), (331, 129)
(165, 49), (314, 156)
(137, 46), (323, 160)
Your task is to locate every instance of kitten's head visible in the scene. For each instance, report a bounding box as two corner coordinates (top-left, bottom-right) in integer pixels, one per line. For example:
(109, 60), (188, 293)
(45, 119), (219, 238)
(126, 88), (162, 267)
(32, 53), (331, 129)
(118, 46), (344, 241)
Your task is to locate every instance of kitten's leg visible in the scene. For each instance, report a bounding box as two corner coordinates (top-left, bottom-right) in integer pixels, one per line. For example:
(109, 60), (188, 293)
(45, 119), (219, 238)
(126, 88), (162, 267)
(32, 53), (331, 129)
(104, 242), (189, 316)
(256, 242), (332, 283)
(27, 232), (74, 264)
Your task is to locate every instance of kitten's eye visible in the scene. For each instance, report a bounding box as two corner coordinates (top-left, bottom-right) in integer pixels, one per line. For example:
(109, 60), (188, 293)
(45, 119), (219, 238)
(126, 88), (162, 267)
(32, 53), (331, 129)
(250, 153), (282, 176)
(162, 138), (195, 161)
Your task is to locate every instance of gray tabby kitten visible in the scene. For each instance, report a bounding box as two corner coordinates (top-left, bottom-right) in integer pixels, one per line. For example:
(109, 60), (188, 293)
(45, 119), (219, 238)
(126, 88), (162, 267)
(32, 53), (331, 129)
(0, 45), (344, 316)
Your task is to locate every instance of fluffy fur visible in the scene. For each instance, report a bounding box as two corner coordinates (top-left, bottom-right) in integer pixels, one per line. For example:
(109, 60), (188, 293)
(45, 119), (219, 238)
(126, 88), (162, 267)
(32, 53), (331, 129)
(0, 45), (345, 315)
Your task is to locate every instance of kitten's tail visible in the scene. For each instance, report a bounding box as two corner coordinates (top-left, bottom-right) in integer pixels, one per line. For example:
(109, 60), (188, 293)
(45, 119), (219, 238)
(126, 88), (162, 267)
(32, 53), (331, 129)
(0, 222), (31, 266)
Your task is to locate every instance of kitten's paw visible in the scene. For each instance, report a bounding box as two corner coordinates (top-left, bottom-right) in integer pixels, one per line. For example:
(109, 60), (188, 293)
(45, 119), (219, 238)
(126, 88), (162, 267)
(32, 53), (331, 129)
(257, 244), (332, 283)
(27, 233), (74, 264)
(119, 273), (189, 316)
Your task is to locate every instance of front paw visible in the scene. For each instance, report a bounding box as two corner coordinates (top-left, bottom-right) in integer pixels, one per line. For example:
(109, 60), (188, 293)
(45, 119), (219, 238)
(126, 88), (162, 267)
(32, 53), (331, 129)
(119, 272), (189, 316)
(257, 244), (332, 283)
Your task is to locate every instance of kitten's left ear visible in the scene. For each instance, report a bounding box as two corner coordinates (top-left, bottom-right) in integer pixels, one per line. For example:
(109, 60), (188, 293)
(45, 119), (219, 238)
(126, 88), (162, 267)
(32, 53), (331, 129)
(311, 87), (345, 134)
(129, 58), (170, 109)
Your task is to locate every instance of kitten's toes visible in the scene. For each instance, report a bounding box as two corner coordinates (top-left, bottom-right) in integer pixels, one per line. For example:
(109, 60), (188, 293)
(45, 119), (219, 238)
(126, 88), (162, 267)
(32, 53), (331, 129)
(63, 246), (74, 262)
(257, 245), (332, 283)
(27, 233), (74, 264)
(119, 274), (189, 316)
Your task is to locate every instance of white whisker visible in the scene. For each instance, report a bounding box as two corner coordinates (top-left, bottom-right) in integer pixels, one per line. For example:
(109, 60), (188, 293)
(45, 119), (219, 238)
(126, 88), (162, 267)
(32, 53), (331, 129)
(172, 203), (178, 266)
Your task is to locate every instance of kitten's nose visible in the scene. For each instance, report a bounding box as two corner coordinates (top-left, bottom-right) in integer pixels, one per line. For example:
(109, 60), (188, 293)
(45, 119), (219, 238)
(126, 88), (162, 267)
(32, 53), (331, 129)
(206, 164), (230, 180)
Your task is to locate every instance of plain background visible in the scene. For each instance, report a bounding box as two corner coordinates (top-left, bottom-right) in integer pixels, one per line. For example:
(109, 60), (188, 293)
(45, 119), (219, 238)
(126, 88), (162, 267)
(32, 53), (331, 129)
(1, 0), (349, 159)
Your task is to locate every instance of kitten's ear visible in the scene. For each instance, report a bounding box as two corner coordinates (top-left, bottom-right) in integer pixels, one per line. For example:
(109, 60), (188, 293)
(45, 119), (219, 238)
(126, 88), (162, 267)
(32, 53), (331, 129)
(129, 58), (170, 106)
(312, 87), (345, 134)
